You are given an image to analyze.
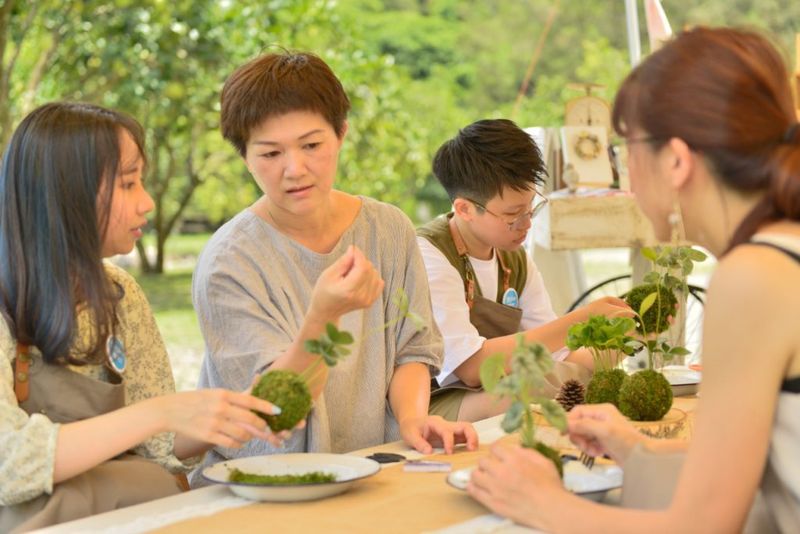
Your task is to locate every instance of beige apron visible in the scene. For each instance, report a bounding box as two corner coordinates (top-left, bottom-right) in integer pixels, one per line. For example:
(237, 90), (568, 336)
(431, 218), (590, 400)
(1, 344), (181, 533)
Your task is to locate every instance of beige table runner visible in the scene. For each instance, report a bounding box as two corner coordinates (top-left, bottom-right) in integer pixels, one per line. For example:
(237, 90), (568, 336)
(155, 445), (492, 534)
(156, 397), (698, 533)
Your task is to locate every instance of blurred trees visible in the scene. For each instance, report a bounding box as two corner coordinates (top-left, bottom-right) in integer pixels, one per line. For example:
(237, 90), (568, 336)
(1, 0), (797, 272)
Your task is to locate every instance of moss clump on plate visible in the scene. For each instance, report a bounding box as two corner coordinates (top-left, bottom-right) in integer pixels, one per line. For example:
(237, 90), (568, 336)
(585, 368), (627, 407)
(625, 283), (677, 335)
(618, 369), (673, 421)
(228, 468), (336, 485)
(251, 369), (312, 432)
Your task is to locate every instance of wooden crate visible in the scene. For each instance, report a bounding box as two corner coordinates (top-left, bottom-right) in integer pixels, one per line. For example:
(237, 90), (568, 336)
(533, 192), (657, 251)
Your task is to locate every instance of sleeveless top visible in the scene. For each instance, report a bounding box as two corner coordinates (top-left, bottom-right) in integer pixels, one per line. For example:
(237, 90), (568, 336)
(746, 234), (800, 533)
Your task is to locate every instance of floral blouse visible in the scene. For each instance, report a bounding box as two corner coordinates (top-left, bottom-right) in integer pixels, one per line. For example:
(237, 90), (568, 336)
(0, 263), (197, 505)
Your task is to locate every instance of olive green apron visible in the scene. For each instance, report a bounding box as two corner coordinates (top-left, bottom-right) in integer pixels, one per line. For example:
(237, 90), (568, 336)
(1, 344), (181, 533)
(430, 217), (590, 401)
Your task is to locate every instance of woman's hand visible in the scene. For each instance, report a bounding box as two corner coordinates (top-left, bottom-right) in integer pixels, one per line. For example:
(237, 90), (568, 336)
(308, 245), (385, 321)
(467, 442), (568, 530)
(567, 403), (646, 464)
(164, 387), (292, 456)
(584, 296), (635, 319)
(398, 415), (478, 455)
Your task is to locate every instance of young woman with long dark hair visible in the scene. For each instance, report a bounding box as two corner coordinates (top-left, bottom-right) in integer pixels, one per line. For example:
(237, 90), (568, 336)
(0, 102), (287, 531)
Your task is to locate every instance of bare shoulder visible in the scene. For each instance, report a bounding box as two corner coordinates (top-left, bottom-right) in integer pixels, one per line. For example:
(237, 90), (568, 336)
(710, 240), (799, 303)
(706, 238), (800, 372)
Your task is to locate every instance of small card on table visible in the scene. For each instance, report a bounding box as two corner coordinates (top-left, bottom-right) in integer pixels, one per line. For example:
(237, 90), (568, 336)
(403, 460), (452, 473)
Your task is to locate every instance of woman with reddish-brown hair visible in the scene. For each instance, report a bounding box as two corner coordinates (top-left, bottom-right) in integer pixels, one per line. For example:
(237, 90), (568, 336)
(467, 27), (800, 532)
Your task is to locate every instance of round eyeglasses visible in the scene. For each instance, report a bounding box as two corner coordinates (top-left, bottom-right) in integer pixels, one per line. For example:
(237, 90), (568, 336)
(467, 194), (549, 232)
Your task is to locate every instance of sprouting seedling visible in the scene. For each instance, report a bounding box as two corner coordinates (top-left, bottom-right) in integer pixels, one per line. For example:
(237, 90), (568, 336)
(480, 335), (567, 477)
(302, 288), (425, 377)
(629, 246), (706, 368)
(565, 315), (639, 372)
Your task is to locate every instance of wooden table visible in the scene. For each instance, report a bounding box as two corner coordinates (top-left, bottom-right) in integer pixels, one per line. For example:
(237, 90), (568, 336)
(37, 397), (699, 534)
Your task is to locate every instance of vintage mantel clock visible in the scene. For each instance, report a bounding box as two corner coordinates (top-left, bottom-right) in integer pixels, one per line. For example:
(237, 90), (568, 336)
(564, 82), (612, 132)
(559, 83), (614, 189)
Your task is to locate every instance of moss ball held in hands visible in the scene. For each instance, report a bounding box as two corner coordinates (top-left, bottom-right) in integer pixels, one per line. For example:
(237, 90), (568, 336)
(250, 290), (423, 433)
(625, 283), (677, 335)
(585, 368), (627, 407)
(618, 370), (672, 421)
(252, 370), (312, 432)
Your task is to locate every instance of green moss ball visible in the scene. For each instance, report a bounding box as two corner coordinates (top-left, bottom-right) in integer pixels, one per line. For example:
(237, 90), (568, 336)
(585, 368), (627, 407)
(530, 441), (563, 479)
(251, 369), (312, 432)
(625, 283), (678, 335)
(618, 369), (673, 421)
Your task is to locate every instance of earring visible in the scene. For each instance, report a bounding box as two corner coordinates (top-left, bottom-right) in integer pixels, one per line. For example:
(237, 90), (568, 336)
(668, 199), (686, 244)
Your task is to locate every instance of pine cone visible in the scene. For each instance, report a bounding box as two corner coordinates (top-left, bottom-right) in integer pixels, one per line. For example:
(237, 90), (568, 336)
(556, 379), (586, 412)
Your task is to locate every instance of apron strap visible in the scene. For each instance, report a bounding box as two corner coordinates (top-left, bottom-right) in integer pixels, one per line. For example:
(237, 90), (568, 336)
(495, 250), (511, 295)
(448, 216), (477, 309)
(14, 343), (31, 403)
(448, 216), (511, 307)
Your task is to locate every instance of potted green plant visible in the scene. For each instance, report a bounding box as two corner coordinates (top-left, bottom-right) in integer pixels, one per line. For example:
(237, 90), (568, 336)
(479, 335), (568, 477)
(625, 245), (707, 368)
(251, 289), (424, 432)
(611, 246), (707, 422)
(563, 313), (678, 422)
(565, 315), (639, 407)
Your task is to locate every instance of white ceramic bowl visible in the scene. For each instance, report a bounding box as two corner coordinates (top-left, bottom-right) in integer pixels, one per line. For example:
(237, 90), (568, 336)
(202, 453), (380, 502)
(447, 461), (623, 502)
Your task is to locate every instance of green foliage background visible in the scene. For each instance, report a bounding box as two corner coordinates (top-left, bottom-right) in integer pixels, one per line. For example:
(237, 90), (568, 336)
(2, 0), (799, 271)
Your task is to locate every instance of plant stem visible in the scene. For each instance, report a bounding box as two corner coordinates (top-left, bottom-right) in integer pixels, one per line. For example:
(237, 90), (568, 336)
(299, 357), (325, 383)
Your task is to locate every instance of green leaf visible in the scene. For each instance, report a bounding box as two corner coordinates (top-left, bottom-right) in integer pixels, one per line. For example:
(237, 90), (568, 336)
(641, 247), (658, 262)
(688, 248), (708, 261)
(479, 353), (507, 394)
(304, 339), (323, 354)
(406, 311), (426, 331)
(537, 398), (567, 432)
(501, 401), (525, 433)
(336, 330), (354, 345)
(668, 346), (691, 356)
(393, 289), (409, 315)
(638, 291), (658, 318)
(325, 322), (338, 340)
(643, 271), (661, 285)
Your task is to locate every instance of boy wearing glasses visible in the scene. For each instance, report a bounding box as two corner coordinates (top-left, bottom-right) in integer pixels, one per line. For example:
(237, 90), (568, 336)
(417, 119), (631, 421)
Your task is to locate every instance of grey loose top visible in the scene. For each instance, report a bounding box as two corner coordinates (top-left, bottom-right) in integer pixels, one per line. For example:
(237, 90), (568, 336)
(190, 197), (442, 485)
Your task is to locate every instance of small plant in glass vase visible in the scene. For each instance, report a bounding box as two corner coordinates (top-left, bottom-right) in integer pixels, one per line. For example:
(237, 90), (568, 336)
(625, 245), (707, 370)
(565, 315), (639, 408)
(251, 289), (425, 432)
(479, 335), (568, 477)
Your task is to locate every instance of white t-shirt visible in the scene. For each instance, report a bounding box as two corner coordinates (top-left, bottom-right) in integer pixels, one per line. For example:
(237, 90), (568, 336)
(417, 237), (568, 387)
